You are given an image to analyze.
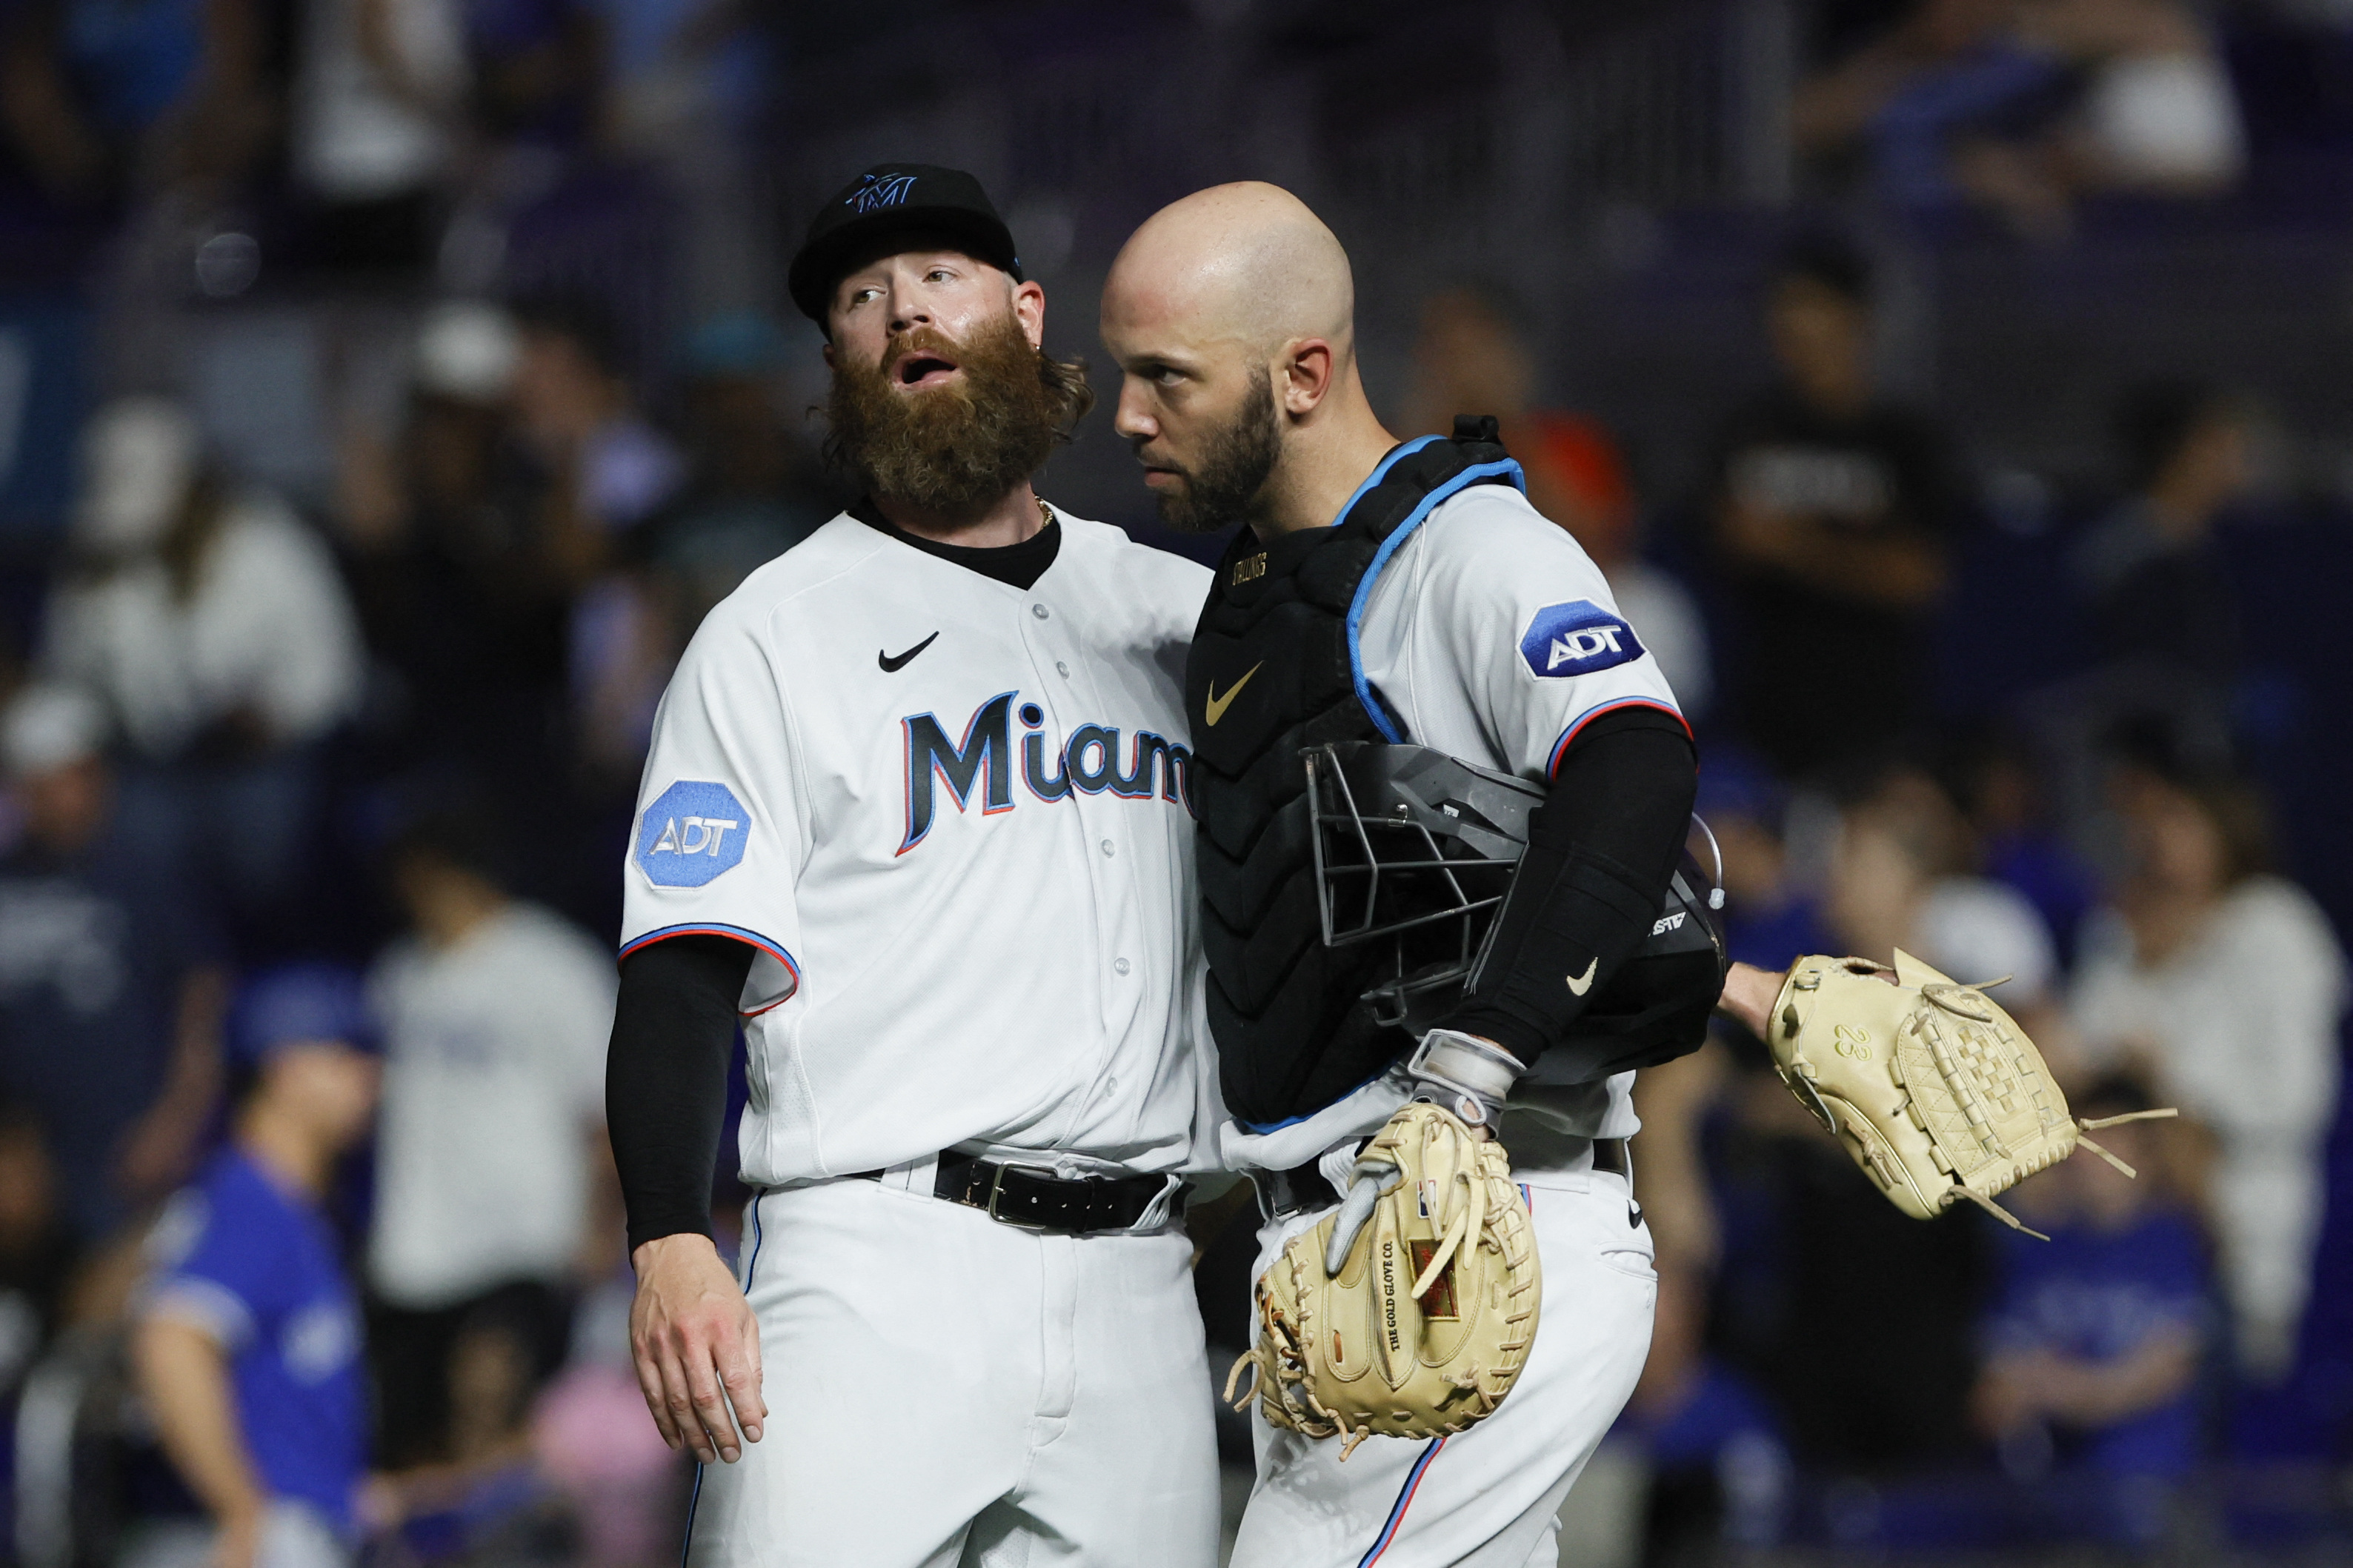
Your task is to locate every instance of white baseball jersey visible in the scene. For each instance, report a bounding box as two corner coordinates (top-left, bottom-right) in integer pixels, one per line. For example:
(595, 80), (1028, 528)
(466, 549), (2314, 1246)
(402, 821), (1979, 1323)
(1222, 473), (1686, 1175)
(619, 508), (1220, 1185)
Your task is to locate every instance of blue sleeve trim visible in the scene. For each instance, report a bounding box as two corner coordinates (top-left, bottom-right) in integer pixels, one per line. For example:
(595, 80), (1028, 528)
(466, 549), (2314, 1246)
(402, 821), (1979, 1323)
(1343, 458), (1529, 744)
(616, 923), (801, 1001)
(1544, 699), (1691, 778)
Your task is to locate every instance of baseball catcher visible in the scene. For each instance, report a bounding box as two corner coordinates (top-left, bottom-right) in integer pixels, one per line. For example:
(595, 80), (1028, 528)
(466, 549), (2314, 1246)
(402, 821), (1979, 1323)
(1104, 183), (1750, 1565)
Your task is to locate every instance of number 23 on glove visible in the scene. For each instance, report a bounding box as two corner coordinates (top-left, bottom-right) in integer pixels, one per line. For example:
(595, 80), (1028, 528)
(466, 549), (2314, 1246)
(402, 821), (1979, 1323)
(1768, 950), (2173, 1238)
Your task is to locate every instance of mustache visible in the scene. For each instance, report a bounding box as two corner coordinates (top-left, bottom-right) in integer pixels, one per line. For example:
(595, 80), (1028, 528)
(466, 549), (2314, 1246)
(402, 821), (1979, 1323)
(875, 325), (962, 381)
(1125, 430), (1189, 471)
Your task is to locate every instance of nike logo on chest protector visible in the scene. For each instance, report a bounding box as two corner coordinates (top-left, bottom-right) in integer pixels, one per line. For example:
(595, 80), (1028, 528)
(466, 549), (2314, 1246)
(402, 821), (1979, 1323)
(1566, 958), (1598, 995)
(1204, 662), (1262, 726)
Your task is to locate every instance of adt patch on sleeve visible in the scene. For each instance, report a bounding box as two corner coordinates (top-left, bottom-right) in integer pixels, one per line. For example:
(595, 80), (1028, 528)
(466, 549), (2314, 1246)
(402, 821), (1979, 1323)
(636, 781), (751, 887)
(1520, 601), (1645, 679)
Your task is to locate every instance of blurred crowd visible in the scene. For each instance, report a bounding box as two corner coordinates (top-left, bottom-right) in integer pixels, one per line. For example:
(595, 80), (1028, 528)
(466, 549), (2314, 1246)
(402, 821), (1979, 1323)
(0, 1), (820, 1565)
(0, 0), (2342, 1565)
(1797, 0), (2252, 234)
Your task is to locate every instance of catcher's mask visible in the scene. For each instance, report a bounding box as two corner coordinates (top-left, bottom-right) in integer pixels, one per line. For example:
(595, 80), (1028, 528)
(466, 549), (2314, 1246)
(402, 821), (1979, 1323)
(1305, 742), (1728, 1057)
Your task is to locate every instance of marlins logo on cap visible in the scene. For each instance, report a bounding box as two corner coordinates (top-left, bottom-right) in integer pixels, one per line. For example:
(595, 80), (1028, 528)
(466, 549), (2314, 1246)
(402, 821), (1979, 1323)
(848, 173), (918, 213)
(787, 162), (1023, 327)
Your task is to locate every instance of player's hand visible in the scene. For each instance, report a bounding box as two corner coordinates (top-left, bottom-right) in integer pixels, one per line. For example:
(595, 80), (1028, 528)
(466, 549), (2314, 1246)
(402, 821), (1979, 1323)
(629, 1233), (766, 1464)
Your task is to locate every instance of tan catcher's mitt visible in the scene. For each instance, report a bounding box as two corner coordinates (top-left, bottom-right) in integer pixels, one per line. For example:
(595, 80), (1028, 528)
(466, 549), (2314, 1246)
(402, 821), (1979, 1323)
(1769, 950), (2172, 1238)
(1225, 1102), (1541, 1458)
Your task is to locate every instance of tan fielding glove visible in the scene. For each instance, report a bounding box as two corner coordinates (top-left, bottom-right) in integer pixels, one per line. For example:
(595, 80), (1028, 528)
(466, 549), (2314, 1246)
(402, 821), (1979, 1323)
(1225, 1103), (1541, 1458)
(1767, 950), (2174, 1238)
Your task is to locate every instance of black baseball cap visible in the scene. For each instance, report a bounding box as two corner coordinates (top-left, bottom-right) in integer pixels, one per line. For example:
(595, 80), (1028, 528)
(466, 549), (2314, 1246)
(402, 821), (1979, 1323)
(787, 163), (1023, 327)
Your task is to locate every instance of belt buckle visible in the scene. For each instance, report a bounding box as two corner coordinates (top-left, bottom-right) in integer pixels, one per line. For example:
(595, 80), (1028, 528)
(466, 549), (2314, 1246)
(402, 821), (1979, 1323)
(1253, 1170), (1281, 1224)
(1268, 1170), (1299, 1221)
(982, 1164), (1050, 1231)
(1264, 1167), (1319, 1222)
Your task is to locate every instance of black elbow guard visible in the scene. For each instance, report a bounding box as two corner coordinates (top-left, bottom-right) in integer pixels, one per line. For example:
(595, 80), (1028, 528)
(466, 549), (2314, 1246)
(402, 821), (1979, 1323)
(1451, 833), (1664, 1062)
(1442, 715), (1713, 1075)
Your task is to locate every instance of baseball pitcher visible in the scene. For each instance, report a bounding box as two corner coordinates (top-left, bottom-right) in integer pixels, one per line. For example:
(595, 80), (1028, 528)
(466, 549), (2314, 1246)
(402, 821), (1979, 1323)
(606, 164), (1222, 1568)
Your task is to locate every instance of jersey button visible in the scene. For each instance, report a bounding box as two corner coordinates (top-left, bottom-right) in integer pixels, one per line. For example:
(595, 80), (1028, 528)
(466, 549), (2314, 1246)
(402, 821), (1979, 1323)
(1031, 604), (1050, 620)
(1099, 839), (1115, 857)
(1114, 958), (1131, 976)
(1056, 661), (1070, 678)
(1104, 1076), (1119, 1094)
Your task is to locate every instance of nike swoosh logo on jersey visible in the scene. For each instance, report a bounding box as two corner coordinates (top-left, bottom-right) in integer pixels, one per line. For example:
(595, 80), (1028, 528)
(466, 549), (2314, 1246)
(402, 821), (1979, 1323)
(1565, 958), (1597, 995)
(879, 632), (939, 673)
(1204, 662), (1262, 726)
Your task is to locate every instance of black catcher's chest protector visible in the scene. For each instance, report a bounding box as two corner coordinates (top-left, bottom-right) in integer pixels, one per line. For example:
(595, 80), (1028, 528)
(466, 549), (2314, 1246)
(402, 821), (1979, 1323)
(1186, 423), (1523, 1128)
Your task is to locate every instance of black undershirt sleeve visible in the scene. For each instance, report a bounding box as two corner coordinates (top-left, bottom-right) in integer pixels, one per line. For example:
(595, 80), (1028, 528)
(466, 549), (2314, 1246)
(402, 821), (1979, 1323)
(607, 933), (757, 1255)
(1440, 707), (1699, 1070)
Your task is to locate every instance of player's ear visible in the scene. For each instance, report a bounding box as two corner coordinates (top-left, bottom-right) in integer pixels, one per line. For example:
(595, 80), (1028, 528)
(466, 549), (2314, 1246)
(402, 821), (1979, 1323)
(822, 340), (836, 370)
(1013, 278), (1047, 350)
(1280, 338), (1337, 414)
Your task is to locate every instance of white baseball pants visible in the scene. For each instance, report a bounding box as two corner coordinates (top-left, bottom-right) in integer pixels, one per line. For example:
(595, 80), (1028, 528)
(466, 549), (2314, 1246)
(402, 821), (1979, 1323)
(1228, 1164), (1657, 1568)
(682, 1176), (1220, 1568)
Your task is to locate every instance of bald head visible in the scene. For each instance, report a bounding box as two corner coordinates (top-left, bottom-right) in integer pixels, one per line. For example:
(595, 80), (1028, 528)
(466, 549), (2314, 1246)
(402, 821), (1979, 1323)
(1102, 184), (1395, 536)
(1104, 181), (1354, 359)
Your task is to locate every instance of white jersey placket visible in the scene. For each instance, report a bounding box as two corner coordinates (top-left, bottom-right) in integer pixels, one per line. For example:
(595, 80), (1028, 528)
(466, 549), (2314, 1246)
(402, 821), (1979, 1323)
(1020, 588), (1145, 1130)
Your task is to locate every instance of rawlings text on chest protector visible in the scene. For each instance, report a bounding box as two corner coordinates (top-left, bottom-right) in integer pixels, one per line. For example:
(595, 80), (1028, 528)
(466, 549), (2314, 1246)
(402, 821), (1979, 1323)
(1188, 421), (1523, 1127)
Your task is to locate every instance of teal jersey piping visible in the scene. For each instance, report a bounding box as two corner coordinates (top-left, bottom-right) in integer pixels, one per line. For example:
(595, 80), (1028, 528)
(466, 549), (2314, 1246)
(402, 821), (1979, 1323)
(1342, 455), (1528, 741)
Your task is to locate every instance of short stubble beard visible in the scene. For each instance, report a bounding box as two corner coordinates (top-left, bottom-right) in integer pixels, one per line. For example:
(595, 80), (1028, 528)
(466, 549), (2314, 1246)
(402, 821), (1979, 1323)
(1147, 364), (1281, 535)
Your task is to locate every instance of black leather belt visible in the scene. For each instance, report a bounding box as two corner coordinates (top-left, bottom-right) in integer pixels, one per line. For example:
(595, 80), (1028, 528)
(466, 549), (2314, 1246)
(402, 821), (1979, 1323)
(850, 1151), (1169, 1235)
(1257, 1137), (1629, 1219)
